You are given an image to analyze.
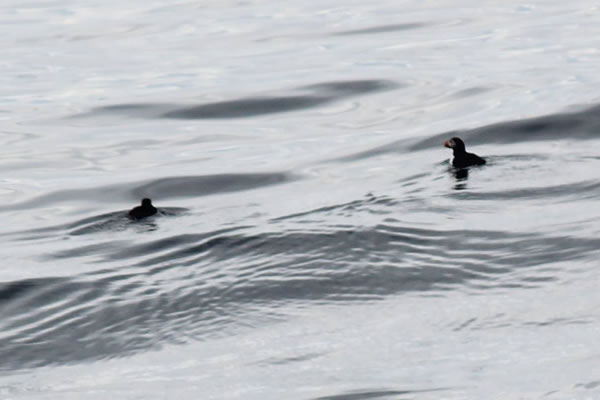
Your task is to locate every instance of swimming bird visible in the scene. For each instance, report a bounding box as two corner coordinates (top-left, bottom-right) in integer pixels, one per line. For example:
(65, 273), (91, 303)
(444, 137), (486, 168)
(128, 198), (157, 220)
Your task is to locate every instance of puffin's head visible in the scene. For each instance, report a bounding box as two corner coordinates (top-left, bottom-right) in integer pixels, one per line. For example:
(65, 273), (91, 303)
(141, 198), (153, 207)
(444, 137), (466, 152)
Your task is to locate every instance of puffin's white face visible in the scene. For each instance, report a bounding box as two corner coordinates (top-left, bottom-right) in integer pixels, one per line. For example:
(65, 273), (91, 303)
(443, 139), (456, 149)
(444, 139), (456, 164)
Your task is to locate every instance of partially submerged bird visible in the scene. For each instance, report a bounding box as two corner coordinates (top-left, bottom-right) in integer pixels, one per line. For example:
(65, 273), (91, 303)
(444, 137), (486, 168)
(128, 198), (157, 220)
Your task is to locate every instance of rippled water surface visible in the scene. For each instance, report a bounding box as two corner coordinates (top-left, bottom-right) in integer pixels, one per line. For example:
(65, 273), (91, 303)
(2, 1), (600, 399)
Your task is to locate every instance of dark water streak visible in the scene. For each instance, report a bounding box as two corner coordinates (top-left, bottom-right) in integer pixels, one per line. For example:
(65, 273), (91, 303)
(337, 103), (600, 162)
(73, 79), (400, 120)
(333, 22), (428, 36)
(0, 172), (295, 212)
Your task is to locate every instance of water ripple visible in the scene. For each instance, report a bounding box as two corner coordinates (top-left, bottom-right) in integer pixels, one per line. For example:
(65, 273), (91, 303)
(1, 217), (596, 370)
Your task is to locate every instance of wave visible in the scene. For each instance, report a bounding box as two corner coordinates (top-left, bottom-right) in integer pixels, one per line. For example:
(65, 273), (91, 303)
(337, 103), (600, 162)
(72, 79), (400, 120)
(0, 172), (295, 212)
(1, 217), (596, 370)
(313, 388), (446, 400)
(410, 103), (600, 150)
(333, 22), (428, 36)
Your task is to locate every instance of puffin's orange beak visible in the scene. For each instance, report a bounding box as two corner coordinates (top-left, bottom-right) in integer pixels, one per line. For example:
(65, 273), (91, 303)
(443, 140), (451, 148)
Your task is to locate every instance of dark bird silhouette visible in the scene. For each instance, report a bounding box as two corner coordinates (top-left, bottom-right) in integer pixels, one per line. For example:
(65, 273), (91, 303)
(444, 137), (486, 168)
(128, 198), (157, 220)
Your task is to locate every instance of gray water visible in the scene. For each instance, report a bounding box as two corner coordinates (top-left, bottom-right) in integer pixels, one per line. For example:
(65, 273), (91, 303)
(2, 1), (600, 399)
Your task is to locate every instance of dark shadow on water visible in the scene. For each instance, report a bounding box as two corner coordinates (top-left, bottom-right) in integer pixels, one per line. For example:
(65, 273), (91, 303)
(72, 79), (400, 120)
(313, 389), (425, 400)
(313, 387), (450, 400)
(412, 103), (600, 150)
(333, 103), (600, 162)
(0, 279), (51, 302)
(162, 96), (327, 119)
(450, 86), (491, 99)
(130, 173), (295, 199)
(0, 172), (296, 212)
(333, 22), (427, 36)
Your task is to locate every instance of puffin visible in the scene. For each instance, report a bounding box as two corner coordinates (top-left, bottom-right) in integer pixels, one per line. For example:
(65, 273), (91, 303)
(444, 137), (486, 168)
(129, 198), (157, 220)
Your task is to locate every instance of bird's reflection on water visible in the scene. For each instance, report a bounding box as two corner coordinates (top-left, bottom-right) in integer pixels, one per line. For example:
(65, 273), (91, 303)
(449, 167), (469, 190)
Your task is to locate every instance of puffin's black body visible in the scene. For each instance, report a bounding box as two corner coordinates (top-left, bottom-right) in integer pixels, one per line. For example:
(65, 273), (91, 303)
(444, 137), (486, 168)
(129, 198), (157, 220)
